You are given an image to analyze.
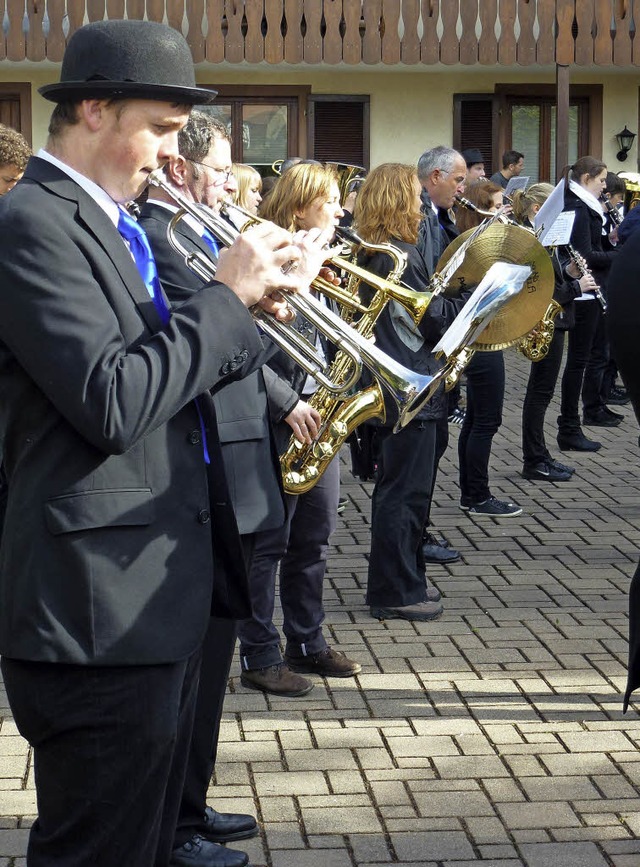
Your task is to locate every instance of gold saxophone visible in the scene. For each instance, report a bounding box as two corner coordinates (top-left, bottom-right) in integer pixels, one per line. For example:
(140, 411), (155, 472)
(279, 228), (424, 494)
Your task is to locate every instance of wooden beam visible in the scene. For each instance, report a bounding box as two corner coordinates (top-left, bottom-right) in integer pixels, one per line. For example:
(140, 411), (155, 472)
(556, 64), (570, 181)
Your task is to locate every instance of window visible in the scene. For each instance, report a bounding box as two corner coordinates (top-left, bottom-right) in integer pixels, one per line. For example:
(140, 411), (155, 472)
(454, 85), (602, 185)
(202, 86), (308, 176)
(0, 83), (32, 143)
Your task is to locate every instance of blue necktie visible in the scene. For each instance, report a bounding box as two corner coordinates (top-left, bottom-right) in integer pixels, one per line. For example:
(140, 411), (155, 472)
(201, 228), (219, 258)
(117, 209), (170, 325)
(117, 209), (210, 464)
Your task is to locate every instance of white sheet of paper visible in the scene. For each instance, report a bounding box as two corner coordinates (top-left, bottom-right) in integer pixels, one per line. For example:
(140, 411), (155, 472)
(539, 210), (575, 247)
(534, 179), (565, 242)
(504, 176), (529, 197)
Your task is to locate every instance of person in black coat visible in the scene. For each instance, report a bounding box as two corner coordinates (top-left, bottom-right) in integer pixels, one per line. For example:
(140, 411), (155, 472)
(354, 163), (468, 622)
(557, 156), (619, 451)
(608, 230), (640, 711)
(0, 21), (328, 867)
(454, 181), (523, 517)
(511, 183), (597, 481)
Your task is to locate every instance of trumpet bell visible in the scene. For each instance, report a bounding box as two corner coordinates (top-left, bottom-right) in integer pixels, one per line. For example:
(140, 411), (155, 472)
(435, 223), (554, 349)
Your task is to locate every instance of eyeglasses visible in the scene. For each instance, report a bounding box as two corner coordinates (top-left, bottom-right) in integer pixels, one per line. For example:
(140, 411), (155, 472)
(190, 160), (233, 182)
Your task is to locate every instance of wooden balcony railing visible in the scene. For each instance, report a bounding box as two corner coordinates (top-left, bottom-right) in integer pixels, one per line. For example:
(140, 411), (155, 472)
(1, 0), (638, 67)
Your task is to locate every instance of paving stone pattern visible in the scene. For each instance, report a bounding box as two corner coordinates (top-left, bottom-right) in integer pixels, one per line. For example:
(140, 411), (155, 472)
(1, 352), (640, 866)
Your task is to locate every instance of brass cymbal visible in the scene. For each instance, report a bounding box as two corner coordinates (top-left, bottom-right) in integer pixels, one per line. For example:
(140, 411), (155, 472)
(435, 223), (555, 350)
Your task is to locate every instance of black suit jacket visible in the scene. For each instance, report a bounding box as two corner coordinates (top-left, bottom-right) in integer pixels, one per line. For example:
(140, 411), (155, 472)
(139, 201), (297, 535)
(0, 157), (265, 665)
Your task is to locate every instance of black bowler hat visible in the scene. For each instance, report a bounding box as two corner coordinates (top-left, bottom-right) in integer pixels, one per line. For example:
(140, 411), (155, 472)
(462, 147), (485, 168)
(39, 20), (216, 105)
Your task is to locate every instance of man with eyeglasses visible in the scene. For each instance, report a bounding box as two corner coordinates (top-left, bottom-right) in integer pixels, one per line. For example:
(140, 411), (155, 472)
(140, 111), (316, 867)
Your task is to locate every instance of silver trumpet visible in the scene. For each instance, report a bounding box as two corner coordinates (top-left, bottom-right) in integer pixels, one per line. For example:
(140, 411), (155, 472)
(146, 170), (436, 432)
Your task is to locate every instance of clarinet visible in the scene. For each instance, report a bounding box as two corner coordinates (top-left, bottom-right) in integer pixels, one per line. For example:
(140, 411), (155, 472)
(600, 193), (622, 227)
(566, 245), (607, 313)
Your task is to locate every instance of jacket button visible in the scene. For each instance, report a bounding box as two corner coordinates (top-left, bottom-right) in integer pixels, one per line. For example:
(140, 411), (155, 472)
(221, 362), (230, 375)
(228, 360), (238, 371)
(188, 430), (201, 445)
(240, 349), (249, 360)
(197, 509), (210, 524)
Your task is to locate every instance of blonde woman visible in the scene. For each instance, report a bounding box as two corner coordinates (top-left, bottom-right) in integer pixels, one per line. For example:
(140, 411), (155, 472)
(238, 163), (362, 697)
(231, 162), (262, 214)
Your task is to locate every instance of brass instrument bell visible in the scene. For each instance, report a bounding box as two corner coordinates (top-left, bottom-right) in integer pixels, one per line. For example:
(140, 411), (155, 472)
(435, 223), (555, 349)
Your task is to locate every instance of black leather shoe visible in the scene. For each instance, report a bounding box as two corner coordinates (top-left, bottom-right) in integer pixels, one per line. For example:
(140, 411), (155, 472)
(603, 406), (624, 420)
(557, 432), (601, 452)
(170, 835), (248, 867)
(201, 807), (258, 843)
(583, 410), (621, 427)
(607, 385), (630, 405)
(422, 532), (461, 564)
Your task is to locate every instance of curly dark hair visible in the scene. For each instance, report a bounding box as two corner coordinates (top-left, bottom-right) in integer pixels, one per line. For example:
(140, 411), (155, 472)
(0, 124), (31, 171)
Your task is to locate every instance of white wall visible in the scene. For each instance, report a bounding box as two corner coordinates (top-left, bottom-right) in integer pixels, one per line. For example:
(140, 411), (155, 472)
(2, 65), (638, 172)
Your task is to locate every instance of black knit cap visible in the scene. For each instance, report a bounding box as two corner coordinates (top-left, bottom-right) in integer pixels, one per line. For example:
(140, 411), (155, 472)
(461, 147), (485, 168)
(39, 20), (216, 105)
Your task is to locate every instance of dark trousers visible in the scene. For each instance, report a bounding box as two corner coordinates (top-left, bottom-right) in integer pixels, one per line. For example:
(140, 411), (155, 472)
(522, 328), (565, 466)
(237, 455), (339, 669)
(458, 350), (505, 504)
(2, 652), (201, 867)
(366, 420), (436, 608)
(582, 304), (608, 416)
(558, 300), (600, 434)
(174, 617), (237, 849)
(424, 415), (449, 528)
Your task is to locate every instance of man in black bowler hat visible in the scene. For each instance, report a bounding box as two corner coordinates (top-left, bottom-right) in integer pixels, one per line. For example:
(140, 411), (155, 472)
(0, 19), (328, 867)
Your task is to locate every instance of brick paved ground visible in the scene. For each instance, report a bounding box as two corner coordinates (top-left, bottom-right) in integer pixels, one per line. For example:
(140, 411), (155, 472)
(1, 351), (640, 866)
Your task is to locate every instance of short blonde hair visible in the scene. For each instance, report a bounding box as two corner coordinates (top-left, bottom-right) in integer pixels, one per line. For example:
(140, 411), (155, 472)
(232, 163), (261, 211)
(259, 163), (337, 232)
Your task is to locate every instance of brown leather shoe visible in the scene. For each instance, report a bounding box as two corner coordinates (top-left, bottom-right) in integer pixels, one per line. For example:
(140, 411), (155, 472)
(240, 663), (313, 697)
(285, 647), (362, 677)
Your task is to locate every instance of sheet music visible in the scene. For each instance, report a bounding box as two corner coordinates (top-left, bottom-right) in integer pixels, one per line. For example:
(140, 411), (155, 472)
(534, 179), (565, 243)
(433, 262), (532, 358)
(504, 176), (530, 197)
(539, 210), (575, 248)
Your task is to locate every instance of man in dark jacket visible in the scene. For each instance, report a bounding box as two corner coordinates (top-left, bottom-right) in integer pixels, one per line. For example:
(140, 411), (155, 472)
(415, 146), (468, 565)
(0, 21), (326, 867)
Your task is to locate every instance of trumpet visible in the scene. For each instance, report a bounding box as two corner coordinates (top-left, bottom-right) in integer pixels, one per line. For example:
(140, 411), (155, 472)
(146, 169), (437, 435)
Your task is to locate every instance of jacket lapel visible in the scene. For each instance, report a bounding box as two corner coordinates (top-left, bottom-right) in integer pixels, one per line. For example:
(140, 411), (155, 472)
(27, 158), (164, 334)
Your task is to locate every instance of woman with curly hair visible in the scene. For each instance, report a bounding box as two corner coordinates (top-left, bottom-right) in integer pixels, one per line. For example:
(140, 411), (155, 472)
(354, 163), (466, 622)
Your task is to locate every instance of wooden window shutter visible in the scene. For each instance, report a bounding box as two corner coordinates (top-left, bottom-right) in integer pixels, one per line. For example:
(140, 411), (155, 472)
(453, 94), (494, 177)
(309, 98), (369, 168)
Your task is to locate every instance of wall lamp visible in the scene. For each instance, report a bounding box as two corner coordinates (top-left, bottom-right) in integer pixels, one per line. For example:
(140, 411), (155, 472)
(616, 126), (636, 161)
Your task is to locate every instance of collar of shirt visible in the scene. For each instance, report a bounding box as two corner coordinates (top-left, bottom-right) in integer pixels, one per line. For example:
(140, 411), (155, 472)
(146, 196), (215, 242)
(37, 148), (121, 228)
